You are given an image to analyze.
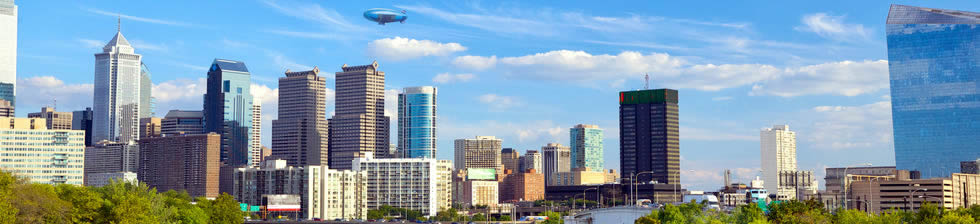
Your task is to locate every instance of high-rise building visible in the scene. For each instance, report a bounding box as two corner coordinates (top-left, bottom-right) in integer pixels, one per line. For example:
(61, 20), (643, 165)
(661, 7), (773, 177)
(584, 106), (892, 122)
(93, 25), (143, 143)
(0, 117), (85, 185)
(329, 62), (389, 169)
(28, 107), (73, 130)
(203, 59), (254, 167)
(352, 155), (453, 216)
(398, 86), (437, 158)
(542, 143), (570, 186)
(500, 169), (545, 203)
(454, 136), (503, 176)
(521, 150), (542, 174)
(761, 125), (797, 195)
(619, 89), (679, 184)
(161, 110), (204, 136)
(887, 5), (980, 178)
(138, 117), (161, 139)
(0, 99), (11, 117)
(0, 0), (15, 105)
(962, 160), (980, 174)
(138, 133), (221, 198)
(73, 108), (94, 146)
(501, 148), (520, 173)
(233, 159), (367, 220)
(272, 67), (328, 167)
(83, 141), (139, 187)
(570, 124), (603, 171)
(139, 63), (153, 118)
(251, 104), (262, 167)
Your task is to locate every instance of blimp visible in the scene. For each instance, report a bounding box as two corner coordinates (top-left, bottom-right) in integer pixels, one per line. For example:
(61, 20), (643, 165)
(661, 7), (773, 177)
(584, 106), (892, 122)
(364, 8), (407, 25)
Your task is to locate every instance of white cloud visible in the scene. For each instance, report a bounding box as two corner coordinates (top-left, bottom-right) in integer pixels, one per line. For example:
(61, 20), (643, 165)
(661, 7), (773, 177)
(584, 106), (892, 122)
(367, 37), (466, 61)
(268, 52), (313, 71)
(432, 73), (476, 84)
(250, 84), (279, 106)
(795, 13), (871, 42)
(808, 101), (893, 150)
(478, 94), (520, 110)
(397, 5), (556, 36)
(384, 89), (399, 121)
(453, 55), (497, 71)
(262, 0), (363, 32)
(711, 96), (733, 101)
(85, 8), (192, 27)
(440, 119), (566, 145)
(750, 60), (888, 97)
(16, 76), (93, 112)
(129, 39), (168, 52)
(78, 39), (103, 49)
(150, 78), (207, 115)
(681, 126), (756, 141)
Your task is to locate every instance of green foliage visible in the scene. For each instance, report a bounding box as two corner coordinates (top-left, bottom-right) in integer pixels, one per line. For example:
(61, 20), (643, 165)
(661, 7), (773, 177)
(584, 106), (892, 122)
(0, 170), (20, 223)
(10, 183), (72, 223)
(472, 213), (487, 221)
(734, 203), (767, 224)
(197, 193), (245, 224)
(540, 211), (564, 224)
(367, 205), (425, 221)
(499, 215), (512, 221)
(55, 184), (103, 223)
(434, 208), (461, 221)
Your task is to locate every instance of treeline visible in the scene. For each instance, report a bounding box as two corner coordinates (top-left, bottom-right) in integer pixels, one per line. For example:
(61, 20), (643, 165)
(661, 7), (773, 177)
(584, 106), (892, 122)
(637, 200), (980, 224)
(0, 170), (245, 223)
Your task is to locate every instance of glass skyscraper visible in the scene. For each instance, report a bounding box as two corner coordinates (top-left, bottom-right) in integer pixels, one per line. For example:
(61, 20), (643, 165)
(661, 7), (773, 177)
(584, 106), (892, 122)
(203, 59), (254, 167)
(93, 28), (143, 143)
(619, 89), (679, 185)
(887, 5), (980, 178)
(398, 86), (437, 158)
(0, 82), (12, 106)
(570, 124), (603, 172)
(0, 0), (15, 104)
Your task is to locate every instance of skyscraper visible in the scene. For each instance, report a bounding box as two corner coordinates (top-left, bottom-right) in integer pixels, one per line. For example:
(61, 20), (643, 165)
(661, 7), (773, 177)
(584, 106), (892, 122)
(251, 103), (262, 166)
(760, 125), (797, 196)
(73, 108), (94, 146)
(570, 124), (603, 172)
(398, 86), (437, 158)
(521, 150), (542, 173)
(454, 136), (503, 175)
(203, 59), (254, 167)
(501, 148), (520, 172)
(139, 133), (221, 198)
(0, 0), (15, 105)
(541, 143), (571, 186)
(139, 63), (154, 118)
(139, 117), (161, 138)
(28, 107), (73, 130)
(93, 24), (143, 143)
(619, 89), (679, 184)
(329, 61), (389, 170)
(272, 67), (328, 166)
(887, 5), (980, 178)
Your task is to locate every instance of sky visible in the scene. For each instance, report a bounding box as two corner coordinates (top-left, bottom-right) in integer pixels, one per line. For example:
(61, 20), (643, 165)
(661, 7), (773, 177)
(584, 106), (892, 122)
(12, 1), (980, 191)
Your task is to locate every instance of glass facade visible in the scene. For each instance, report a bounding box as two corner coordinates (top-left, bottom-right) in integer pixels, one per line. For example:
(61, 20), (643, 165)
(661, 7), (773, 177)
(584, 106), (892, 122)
(0, 82), (13, 106)
(397, 86), (437, 158)
(204, 59), (254, 167)
(887, 5), (980, 178)
(570, 124), (603, 171)
(139, 63), (153, 118)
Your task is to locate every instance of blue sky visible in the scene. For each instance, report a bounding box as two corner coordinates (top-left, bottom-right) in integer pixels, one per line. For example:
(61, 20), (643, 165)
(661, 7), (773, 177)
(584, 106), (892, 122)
(14, 1), (980, 190)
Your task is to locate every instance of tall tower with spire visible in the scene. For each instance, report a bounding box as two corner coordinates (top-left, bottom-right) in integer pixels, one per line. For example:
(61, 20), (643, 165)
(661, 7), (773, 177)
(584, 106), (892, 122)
(0, 1), (18, 107)
(93, 19), (143, 143)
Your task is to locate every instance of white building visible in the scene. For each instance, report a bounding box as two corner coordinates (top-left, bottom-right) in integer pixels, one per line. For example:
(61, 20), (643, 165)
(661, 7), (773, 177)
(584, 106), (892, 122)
(461, 180), (498, 207)
(251, 103), (261, 166)
(233, 159), (367, 220)
(86, 172), (137, 187)
(84, 141), (139, 186)
(0, 0), (15, 95)
(353, 155), (453, 216)
(761, 125), (796, 197)
(93, 25), (144, 143)
(0, 118), (86, 185)
(521, 150), (542, 173)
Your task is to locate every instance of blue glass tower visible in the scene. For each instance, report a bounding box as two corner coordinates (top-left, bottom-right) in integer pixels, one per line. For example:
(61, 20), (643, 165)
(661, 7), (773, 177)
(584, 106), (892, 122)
(397, 86), (436, 158)
(887, 5), (980, 178)
(570, 124), (603, 171)
(0, 82), (13, 106)
(203, 59), (254, 167)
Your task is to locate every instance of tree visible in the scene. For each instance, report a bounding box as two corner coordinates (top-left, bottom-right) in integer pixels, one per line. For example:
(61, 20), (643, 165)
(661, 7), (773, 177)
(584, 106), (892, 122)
(434, 208), (459, 221)
(472, 213), (488, 221)
(499, 215), (512, 221)
(540, 211), (563, 224)
(10, 183), (72, 223)
(0, 170), (20, 223)
(733, 203), (767, 224)
(197, 193), (245, 224)
(96, 180), (163, 223)
(55, 184), (103, 223)
(162, 190), (208, 224)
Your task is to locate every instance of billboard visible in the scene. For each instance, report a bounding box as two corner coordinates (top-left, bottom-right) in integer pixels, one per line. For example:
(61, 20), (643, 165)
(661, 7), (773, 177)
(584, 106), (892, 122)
(467, 168), (496, 180)
(263, 194), (301, 211)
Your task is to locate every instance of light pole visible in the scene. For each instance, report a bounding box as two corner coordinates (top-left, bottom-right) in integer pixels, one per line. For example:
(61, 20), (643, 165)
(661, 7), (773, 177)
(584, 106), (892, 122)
(907, 188), (927, 211)
(841, 163), (872, 210)
(635, 171), (655, 205)
(583, 187), (598, 209)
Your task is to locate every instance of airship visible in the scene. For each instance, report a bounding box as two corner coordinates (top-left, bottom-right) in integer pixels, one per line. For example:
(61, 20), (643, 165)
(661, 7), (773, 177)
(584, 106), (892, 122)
(364, 8), (407, 25)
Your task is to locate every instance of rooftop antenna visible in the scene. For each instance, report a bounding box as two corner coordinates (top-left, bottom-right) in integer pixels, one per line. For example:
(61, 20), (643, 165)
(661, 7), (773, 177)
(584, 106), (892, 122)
(644, 73), (649, 89)
(117, 14), (121, 32)
(53, 98), (57, 110)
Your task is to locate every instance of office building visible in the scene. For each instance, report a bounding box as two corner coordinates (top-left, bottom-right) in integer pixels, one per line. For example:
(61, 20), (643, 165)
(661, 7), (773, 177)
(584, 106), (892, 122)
(461, 179), (498, 207)
(161, 110), (204, 136)
(848, 173), (980, 213)
(28, 107), (72, 130)
(329, 62), (389, 169)
(139, 63), (153, 118)
(139, 117), (161, 138)
(962, 160), (980, 174)
(554, 168), (620, 186)
(570, 124), (603, 171)
(521, 150), (542, 173)
(0, 117), (85, 185)
(352, 155), (453, 216)
(272, 67), (328, 167)
(454, 136), (503, 177)
(619, 89), (679, 184)
(775, 170), (818, 200)
(398, 86), (437, 158)
(251, 104), (261, 166)
(761, 125), (797, 196)
(501, 148), (520, 173)
(824, 166), (898, 194)
(887, 5), (980, 178)
(500, 169), (545, 202)
(86, 172), (137, 187)
(542, 143), (571, 186)
(138, 133), (221, 198)
(93, 25), (144, 143)
(0, 0), (15, 105)
(73, 108), (94, 146)
(83, 141), (139, 186)
(203, 59), (255, 167)
(233, 159), (367, 220)
(0, 99), (11, 117)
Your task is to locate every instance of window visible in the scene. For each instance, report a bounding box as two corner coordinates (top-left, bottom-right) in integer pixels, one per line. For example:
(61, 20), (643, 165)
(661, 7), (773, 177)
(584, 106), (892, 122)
(223, 81), (230, 92)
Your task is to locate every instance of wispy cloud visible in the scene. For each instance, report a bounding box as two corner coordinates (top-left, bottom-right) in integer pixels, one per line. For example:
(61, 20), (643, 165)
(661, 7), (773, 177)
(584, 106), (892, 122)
(17, 76), (94, 111)
(432, 73), (476, 84)
(84, 8), (193, 27)
(711, 96), (734, 101)
(808, 101), (893, 150)
(367, 37), (466, 61)
(795, 13), (871, 42)
(268, 51), (313, 72)
(478, 94), (520, 110)
(263, 30), (346, 40)
(129, 39), (168, 52)
(77, 39), (103, 49)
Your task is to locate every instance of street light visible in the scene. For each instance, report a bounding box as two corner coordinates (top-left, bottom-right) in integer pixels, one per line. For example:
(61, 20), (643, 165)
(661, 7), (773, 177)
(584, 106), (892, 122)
(907, 188), (927, 211)
(841, 163), (872, 210)
(634, 171), (656, 205)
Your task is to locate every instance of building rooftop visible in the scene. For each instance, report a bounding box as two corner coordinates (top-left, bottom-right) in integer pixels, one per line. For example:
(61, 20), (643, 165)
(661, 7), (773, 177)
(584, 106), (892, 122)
(211, 59), (249, 73)
(887, 4), (980, 24)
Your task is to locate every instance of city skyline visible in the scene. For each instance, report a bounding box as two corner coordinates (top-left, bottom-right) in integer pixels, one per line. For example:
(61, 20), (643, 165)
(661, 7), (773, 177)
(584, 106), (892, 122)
(11, 1), (969, 190)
